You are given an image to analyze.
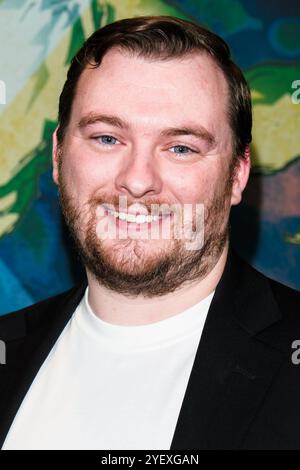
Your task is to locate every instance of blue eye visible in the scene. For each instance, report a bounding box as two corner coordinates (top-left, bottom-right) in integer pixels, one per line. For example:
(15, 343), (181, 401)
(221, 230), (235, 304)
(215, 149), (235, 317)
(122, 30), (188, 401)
(170, 145), (195, 154)
(97, 135), (118, 145)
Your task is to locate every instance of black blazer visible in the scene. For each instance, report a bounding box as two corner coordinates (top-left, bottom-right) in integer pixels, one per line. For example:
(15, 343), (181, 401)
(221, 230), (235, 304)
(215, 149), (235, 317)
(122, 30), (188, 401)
(1, 246), (300, 450)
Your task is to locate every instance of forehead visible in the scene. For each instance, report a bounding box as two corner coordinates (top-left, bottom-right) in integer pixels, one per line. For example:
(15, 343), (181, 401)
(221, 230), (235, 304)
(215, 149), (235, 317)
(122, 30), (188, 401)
(72, 48), (230, 133)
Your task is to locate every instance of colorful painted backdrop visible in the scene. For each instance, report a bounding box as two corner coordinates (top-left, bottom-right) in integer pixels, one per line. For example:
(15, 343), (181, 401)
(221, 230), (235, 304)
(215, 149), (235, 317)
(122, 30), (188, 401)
(0, 0), (299, 315)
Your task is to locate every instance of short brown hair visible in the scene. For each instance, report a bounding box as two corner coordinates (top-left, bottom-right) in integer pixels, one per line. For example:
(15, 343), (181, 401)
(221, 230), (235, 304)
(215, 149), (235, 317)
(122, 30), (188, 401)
(57, 15), (252, 161)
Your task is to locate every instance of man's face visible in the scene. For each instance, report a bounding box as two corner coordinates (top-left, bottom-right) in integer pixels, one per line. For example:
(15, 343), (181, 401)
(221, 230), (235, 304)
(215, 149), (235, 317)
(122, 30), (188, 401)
(52, 48), (249, 297)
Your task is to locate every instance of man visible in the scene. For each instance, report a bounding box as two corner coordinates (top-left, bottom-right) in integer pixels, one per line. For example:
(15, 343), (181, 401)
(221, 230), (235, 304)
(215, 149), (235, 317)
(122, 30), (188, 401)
(0, 15), (300, 450)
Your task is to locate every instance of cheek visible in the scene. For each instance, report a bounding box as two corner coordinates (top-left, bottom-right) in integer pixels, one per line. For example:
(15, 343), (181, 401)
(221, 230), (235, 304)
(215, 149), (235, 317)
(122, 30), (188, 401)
(167, 168), (218, 204)
(61, 149), (109, 201)
(63, 159), (94, 198)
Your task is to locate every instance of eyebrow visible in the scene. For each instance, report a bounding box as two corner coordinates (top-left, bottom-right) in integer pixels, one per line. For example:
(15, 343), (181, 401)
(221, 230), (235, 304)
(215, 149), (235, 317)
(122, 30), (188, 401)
(77, 112), (216, 146)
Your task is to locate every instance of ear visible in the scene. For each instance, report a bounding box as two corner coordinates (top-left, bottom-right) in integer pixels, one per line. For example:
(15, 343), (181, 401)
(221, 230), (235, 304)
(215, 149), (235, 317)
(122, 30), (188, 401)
(230, 145), (251, 206)
(52, 127), (60, 185)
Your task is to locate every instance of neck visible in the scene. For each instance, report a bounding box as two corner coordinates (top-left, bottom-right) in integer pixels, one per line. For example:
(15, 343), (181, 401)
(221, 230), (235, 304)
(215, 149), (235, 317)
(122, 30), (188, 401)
(86, 241), (229, 326)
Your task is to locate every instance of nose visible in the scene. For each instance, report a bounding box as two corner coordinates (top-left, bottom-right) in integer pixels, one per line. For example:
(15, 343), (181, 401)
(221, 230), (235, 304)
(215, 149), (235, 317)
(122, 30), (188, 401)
(114, 148), (163, 199)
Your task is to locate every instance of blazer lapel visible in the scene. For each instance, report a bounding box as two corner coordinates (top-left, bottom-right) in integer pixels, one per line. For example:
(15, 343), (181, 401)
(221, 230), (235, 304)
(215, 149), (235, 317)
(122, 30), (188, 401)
(0, 281), (87, 448)
(170, 247), (285, 450)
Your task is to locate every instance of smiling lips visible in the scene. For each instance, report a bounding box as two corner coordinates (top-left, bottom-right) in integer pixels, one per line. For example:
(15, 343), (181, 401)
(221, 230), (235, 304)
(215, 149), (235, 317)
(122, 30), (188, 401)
(101, 203), (173, 225)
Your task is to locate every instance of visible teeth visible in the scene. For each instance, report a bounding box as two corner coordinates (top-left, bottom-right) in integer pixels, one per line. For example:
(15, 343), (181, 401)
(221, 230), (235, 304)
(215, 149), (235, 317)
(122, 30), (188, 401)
(126, 214), (136, 223)
(136, 214), (147, 224)
(107, 209), (162, 223)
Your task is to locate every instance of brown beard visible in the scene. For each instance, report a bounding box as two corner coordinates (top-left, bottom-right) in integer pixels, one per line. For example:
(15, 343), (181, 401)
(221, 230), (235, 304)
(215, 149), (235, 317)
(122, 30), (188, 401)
(57, 154), (235, 298)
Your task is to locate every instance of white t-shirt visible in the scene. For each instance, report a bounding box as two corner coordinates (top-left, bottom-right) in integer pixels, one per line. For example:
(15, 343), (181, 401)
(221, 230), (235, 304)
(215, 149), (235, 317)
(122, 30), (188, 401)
(2, 286), (215, 450)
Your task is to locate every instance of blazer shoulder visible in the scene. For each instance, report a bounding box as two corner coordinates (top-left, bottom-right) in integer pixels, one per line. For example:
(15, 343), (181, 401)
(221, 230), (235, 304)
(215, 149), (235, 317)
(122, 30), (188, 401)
(229, 251), (300, 353)
(268, 275), (300, 319)
(248, 259), (300, 333)
(0, 282), (87, 340)
(236, 251), (300, 317)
